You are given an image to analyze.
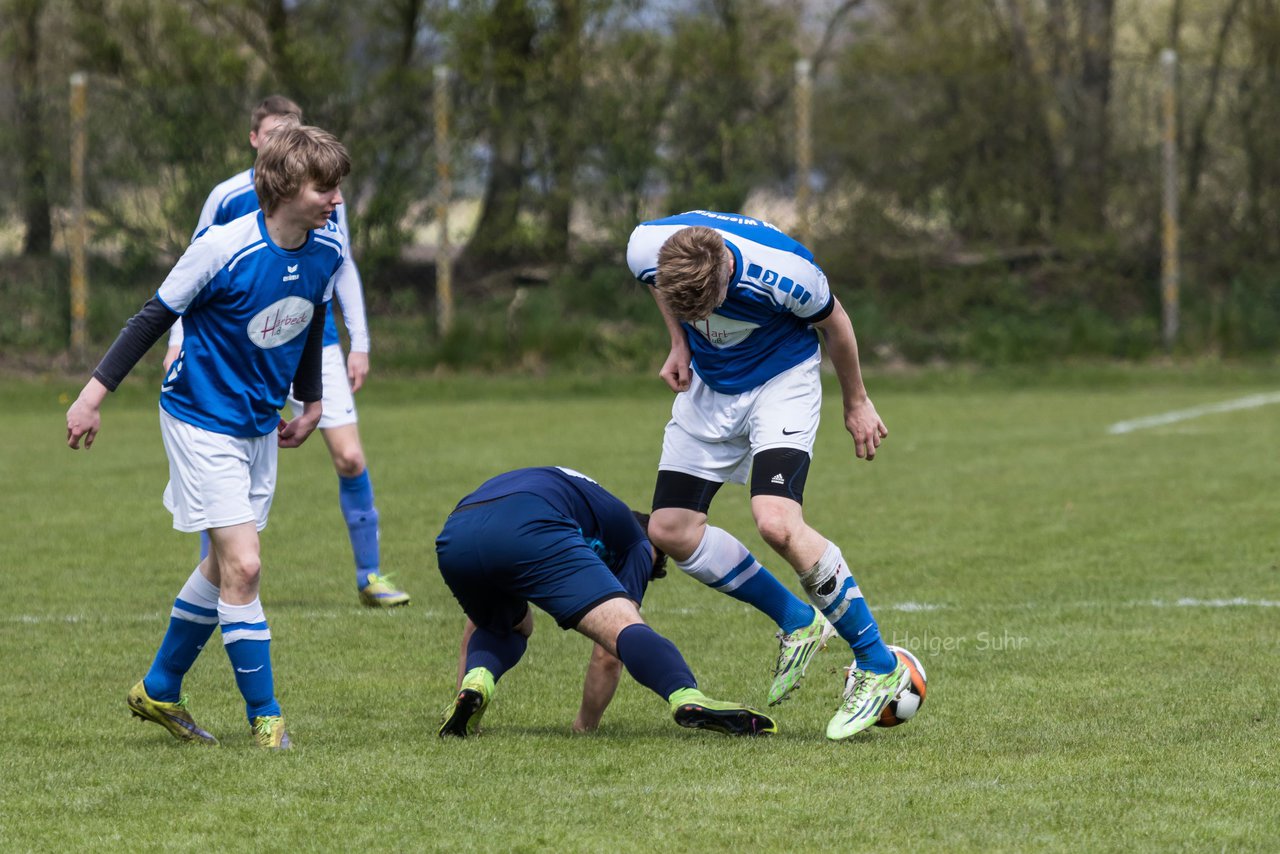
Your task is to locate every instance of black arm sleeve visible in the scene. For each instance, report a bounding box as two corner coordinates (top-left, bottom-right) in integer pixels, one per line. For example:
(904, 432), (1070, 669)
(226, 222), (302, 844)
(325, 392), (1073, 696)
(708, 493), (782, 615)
(91, 298), (180, 391)
(290, 307), (326, 403)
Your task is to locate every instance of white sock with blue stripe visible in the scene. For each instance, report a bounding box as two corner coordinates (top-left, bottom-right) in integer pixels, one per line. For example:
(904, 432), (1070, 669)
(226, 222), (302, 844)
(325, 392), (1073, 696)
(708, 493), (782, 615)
(676, 526), (815, 633)
(143, 566), (219, 702)
(219, 597), (280, 719)
(799, 541), (896, 673)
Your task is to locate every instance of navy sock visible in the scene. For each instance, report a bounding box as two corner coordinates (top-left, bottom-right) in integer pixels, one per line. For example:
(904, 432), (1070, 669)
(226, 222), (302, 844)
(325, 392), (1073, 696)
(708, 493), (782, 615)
(465, 627), (528, 682)
(615, 623), (696, 700)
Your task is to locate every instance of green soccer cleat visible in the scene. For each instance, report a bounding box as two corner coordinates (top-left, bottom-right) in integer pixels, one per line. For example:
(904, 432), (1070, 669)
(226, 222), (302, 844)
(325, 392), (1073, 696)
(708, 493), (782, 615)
(669, 688), (778, 737)
(825, 659), (909, 741)
(767, 610), (837, 705)
(126, 680), (218, 745)
(251, 715), (292, 750)
(358, 572), (411, 608)
(439, 667), (495, 738)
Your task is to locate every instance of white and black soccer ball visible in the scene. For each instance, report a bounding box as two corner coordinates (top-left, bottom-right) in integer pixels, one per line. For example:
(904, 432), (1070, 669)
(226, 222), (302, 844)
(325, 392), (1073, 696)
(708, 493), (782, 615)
(875, 644), (927, 728)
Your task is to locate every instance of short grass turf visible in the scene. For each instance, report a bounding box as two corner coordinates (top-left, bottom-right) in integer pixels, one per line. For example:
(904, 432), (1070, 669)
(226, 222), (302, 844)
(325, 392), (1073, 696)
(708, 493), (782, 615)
(2, 365), (1278, 852)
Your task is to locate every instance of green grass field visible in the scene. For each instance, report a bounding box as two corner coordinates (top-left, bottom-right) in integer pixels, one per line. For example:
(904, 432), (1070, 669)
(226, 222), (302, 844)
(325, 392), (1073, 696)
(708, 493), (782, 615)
(3, 365), (1278, 852)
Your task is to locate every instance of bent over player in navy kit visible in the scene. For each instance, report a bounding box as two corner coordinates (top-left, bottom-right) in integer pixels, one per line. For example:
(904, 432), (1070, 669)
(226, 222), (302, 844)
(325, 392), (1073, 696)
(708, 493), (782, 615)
(627, 211), (907, 741)
(435, 467), (776, 738)
(65, 124), (353, 750)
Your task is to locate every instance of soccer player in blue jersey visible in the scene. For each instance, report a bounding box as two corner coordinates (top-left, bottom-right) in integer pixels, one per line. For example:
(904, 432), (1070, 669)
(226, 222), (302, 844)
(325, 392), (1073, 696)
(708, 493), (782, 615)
(163, 95), (408, 609)
(65, 124), (353, 749)
(436, 466), (777, 738)
(627, 210), (906, 741)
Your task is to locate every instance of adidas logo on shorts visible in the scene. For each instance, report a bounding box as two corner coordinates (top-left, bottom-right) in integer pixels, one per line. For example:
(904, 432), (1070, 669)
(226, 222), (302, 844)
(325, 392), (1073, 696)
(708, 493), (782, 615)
(771, 473), (785, 485)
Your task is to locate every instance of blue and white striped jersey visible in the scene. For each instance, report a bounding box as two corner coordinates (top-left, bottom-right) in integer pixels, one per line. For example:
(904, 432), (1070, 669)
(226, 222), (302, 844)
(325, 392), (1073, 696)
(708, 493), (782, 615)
(157, 210), (342, 437)
(190, 168), (367, 352)
(626, 210), (835, 394)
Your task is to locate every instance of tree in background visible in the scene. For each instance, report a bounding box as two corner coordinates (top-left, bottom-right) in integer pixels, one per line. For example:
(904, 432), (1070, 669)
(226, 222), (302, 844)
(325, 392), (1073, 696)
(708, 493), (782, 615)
(5, 0), (53, 256)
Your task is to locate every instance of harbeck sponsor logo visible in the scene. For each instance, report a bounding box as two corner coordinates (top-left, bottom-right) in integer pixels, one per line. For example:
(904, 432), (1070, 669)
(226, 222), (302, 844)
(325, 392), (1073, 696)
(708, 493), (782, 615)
(248, 296), (315, 349)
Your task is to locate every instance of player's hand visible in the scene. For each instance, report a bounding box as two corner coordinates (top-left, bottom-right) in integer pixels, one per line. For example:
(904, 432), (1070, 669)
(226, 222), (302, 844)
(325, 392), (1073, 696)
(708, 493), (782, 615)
(162, 345), (180, 374)
(659, 345), (692, 393)
(66, 379), (109, 450)
(278, 402), (322, 448)
(845, 397), (888, 460)
(66, 400), (101, 450)
(347, 351), (369, 393)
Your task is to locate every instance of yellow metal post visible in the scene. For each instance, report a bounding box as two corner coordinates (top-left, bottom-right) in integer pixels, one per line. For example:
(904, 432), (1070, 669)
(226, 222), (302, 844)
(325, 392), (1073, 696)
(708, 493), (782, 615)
(434, 64), (454, 337)
(794, 58), (813, 246)
(69, 72), (89, 361)
(1160, 49), (1180, 351)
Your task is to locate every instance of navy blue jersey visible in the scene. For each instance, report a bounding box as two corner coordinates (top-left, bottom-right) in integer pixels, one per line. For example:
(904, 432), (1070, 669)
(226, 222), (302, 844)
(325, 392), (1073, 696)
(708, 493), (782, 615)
(456, 467), (653, 604)
(157, 210), (340, 436)
(627, 210), (836, 394)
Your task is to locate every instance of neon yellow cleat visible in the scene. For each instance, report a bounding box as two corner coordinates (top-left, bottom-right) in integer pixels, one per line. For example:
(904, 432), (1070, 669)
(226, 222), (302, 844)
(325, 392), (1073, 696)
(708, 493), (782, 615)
(127, 680), (218, 745)
(358, 572), (411, 608)
(826, 660), (909, 741)
(669, 688), (777, 736)
(768, 610), (836, 705)
(439, 667), (494, 738)
(251, 715), (292, 749)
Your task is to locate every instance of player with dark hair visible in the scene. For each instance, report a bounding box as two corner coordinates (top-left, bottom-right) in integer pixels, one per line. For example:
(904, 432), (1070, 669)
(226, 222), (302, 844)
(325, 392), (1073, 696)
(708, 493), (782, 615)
(164, 95), (408, 608)
(436, 466), (776, 738)
(66, 124), (353, 749)
(627, 210), (904, 741)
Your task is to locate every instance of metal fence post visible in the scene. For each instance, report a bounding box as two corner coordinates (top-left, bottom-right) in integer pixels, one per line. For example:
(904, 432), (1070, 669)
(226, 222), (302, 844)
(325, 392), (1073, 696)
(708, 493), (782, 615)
(69, 72), (89, 361)
(434, 63), (454, 337)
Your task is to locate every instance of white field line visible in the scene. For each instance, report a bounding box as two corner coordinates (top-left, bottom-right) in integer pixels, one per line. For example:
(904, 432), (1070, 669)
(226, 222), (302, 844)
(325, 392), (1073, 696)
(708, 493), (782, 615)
(1107, 391), (1280, 435)
(8, 598), (1280, 628)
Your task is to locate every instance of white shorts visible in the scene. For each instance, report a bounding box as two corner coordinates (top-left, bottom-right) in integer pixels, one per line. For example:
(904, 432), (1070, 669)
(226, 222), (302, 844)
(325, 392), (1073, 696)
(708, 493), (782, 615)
(287, 343), (357, 429)
(659, 353), (823, 484)
(160, 407), (277, 533)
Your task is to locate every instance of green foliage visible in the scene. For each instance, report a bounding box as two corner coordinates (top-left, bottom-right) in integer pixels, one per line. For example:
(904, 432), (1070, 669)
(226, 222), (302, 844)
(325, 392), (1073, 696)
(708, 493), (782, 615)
(5, 372), (1280, 849)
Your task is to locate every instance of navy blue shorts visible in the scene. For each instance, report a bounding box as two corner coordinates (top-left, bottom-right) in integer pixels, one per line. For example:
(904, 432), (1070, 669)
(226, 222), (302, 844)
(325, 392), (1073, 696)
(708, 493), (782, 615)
(435, 492), (629, 633)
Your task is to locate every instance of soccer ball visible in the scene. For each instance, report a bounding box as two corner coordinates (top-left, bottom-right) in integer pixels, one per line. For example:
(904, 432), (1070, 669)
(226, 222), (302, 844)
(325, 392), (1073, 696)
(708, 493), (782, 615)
(875, 645), (927, 727)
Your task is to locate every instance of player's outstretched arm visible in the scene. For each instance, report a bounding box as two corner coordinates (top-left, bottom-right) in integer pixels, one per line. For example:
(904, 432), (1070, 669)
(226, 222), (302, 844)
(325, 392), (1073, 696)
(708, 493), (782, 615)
(66, 377), (109, 449)
(814, 297), (888, 460)
(574, 642), (624, 733)
(67, 297), (179, 450)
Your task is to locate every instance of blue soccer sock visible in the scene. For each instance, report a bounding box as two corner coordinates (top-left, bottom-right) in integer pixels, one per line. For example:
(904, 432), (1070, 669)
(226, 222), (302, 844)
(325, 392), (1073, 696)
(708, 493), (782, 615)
(219, 598), (280, 720)
(615, 623), (697, 700)
(143, 567), (219, 702)
(799, 541), (896, 673)
(464, 626), (528, 682)
(199, 530), (210, 562)
(339, 470), (380, 588)
(676, 526), (815, 633)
